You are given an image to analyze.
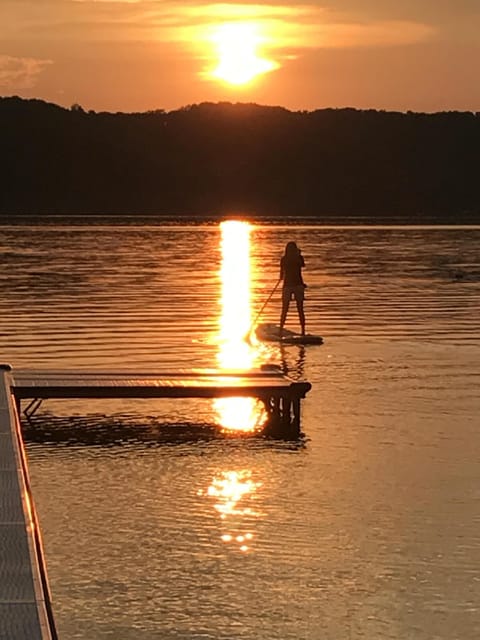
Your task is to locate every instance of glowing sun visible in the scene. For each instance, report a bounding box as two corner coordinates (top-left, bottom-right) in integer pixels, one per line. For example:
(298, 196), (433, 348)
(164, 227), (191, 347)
(210, 22), (279, 86)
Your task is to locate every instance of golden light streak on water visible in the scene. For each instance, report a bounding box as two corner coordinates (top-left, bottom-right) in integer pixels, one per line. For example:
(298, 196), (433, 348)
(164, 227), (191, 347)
(201, 470), (261, 552)
(218, 220), (252, 357)
(215, 220), (264, 431)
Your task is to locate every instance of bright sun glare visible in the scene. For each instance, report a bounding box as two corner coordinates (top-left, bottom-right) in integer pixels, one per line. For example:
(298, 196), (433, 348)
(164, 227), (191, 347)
(215, 220), (265, 432)
(210, 22), (279, 86)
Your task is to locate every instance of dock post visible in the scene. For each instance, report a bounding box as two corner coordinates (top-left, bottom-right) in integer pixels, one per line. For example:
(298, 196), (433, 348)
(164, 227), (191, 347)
(281, 395), (291, 428)
(291, 397), (301, 438)
(262, 392), (299, 439)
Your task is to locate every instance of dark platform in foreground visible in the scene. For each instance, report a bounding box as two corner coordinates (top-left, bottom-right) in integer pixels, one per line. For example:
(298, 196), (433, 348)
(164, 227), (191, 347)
(12, 366), (312, 437)
(0, 366), (57, 640)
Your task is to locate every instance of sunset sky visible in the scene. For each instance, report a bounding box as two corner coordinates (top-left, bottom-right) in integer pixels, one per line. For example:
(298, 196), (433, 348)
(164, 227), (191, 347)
(1, 0), (479, 114)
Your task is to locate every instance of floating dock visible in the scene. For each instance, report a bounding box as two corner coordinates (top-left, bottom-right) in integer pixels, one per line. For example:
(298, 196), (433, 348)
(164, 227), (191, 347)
(0, 365), (57, 640)
(11, 365), (311, 436)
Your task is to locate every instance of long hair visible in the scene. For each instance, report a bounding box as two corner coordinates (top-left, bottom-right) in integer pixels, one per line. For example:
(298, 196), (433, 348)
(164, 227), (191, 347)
(284, 241), (300, 259)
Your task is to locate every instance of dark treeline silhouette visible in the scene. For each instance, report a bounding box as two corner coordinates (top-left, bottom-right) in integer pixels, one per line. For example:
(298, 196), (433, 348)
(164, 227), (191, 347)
(1, 96), (479, 222)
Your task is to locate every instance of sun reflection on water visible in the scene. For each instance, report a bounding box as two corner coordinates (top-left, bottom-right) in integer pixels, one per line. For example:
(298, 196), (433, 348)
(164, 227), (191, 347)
(218, 220), (252, 362)
(215, 220), (265, 432)
(199, 470), (262, 552)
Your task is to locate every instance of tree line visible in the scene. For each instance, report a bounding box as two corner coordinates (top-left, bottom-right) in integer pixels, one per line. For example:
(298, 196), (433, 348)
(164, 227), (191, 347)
(1, 96), (479, 222)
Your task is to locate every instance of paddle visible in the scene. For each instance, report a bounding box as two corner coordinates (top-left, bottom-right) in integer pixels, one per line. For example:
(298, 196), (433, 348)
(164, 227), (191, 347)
(244, 279), (281, 343)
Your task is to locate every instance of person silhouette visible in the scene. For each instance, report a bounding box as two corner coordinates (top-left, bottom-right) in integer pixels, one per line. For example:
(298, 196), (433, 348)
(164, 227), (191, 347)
(279, 241), (306, 336)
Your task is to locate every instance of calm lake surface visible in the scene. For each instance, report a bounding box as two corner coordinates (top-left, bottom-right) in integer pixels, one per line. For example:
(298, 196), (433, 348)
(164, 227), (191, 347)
(1, 220), (480, 639)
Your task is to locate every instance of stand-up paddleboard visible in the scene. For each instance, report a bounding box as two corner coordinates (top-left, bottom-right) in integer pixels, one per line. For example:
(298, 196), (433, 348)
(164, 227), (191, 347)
(255, 323), (323, 345)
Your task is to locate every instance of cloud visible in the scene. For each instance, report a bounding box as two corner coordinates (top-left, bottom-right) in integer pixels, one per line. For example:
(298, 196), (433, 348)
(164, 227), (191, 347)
(1, 1), (435, 47)
(0, 1), (436, 84)
(171, 5), (435, 60)
(71, 0), (143, 3)
(0, 55), (53, 89)
(298, 17), (435, 49)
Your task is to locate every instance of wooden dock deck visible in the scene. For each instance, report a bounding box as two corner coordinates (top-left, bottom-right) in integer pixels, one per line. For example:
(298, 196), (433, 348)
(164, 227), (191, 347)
(0, 365), (57, 640)
(11, 365), (312, 436)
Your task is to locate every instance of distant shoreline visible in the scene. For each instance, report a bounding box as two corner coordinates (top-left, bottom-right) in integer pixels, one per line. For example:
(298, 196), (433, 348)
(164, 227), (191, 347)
(1, 214), (479, 228)
(1, 97), (479, 224)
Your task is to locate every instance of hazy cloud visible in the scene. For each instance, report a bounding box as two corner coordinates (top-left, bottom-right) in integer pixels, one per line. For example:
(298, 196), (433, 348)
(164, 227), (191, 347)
(171, 5), (435, 61)
(0, 1), (436, 48)
(0, 55), (52, 89)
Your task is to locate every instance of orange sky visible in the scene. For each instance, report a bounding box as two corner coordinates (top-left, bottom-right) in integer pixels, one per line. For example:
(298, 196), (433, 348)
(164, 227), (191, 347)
(1, 0), (479, 113)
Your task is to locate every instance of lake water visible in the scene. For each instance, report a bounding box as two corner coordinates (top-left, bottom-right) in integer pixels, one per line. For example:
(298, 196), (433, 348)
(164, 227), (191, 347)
(1, 220), (480, 639)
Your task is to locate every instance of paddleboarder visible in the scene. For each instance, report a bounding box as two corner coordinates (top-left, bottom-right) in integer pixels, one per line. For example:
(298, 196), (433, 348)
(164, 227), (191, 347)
(279, 241), (306, 336)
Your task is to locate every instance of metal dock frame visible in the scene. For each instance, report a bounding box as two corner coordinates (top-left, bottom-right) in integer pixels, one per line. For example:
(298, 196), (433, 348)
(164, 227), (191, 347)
(0, 364), (57, 640)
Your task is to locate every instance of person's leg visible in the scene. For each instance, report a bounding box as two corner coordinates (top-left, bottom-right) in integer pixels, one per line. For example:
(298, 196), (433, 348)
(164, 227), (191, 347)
(280, 288), (290, 334)
(296, 299), (306, 335)
(295, 286), (306, 335)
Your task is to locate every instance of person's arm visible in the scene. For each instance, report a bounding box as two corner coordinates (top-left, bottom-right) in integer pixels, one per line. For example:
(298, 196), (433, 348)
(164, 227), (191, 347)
(300, 253), (306, 286)
(279, 257), (285, 281)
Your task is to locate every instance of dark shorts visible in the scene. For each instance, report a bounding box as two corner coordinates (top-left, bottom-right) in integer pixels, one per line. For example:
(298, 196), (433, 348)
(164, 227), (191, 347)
(282, 285), (305, 304)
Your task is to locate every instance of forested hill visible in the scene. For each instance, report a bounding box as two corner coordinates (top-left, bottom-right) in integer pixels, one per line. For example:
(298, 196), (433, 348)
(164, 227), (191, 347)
(1, 96), (479, 222)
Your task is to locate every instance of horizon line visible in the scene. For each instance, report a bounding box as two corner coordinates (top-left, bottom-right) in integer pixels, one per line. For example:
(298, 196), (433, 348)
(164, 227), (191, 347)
(1, 94), (480, 118)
